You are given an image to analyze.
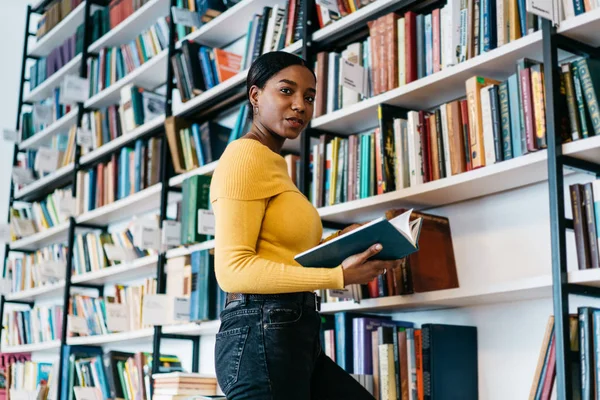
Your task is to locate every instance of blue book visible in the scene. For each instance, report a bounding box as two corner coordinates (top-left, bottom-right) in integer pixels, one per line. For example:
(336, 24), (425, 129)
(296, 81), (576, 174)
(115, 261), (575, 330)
(507, 74), (522, 157)
(295, 209), (423, 268)
(134, 140), (143, 193)
(335, 312), (381, 373)
(424, 13), (433, 76)
(481, 0), (496, 53)
(191, 123), (206, 166)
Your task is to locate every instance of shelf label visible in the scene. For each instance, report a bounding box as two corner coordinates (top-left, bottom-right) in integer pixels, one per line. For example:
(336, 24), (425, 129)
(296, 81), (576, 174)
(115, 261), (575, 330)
(198, 209), (215, 235)
(77, 127), (95, 150)
(142, 294), (171, 326)
(341, 59), (368, 97)
(526, 0), (559, 25)
(60, 75), (89, 104)
(173, 297), (190, 322)
(33, 103), (54, 125)
(172, 6), (202, 27)
(68, 315), (89, 335)
(59, 193), (76, 217)
(3, 129), (18, 143)
(103, 244), (137, 262)
(134, 224), (161, 250)
(315, 0), (340, 14)
(12, 167), (35, 185)
(0, 223), (11, 243)
(35, 147), (60, 173)
(73, 387), (102, 400)
(39, 260), (65, 280)
(12, 218), (36, 238)
(328, 288), (353, 300)
(162, 220), (182, 247)
(0, 278), (12, 295)
(105, 302), (129, 332)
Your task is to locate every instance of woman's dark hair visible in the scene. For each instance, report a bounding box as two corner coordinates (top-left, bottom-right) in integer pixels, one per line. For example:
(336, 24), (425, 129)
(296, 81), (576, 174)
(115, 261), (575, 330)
(246, 51), (316, 118)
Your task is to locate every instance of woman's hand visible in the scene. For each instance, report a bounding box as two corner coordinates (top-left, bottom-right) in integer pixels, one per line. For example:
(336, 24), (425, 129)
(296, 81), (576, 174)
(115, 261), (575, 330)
(341, 244), (400, 286)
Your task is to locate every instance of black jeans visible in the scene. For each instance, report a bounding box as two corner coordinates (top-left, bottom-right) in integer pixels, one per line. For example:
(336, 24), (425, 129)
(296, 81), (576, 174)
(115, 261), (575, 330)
(214, 293), (375, 400)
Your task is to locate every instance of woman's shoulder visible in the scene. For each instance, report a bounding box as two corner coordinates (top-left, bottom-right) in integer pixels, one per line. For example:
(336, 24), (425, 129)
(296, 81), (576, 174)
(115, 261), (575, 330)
(210, 139), (297, 202)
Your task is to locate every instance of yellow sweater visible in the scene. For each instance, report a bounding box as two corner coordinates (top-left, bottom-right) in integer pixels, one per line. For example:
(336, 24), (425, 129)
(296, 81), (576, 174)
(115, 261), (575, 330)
(209, 138), (345, 294)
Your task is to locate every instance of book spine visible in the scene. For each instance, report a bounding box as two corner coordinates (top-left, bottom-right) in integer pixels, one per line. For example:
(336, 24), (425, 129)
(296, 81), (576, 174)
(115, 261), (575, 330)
(572, 64), (590, 138)
(584, 183), (600, 269)
(489, 85), (503, 162)
(519, 68), (537, 152)
(421, 326), (432, 400)
(576, 58), (600, 137)
(580, 308), (593, 400)
(498, 82), (513, 160)
(571, 184), (591, 269)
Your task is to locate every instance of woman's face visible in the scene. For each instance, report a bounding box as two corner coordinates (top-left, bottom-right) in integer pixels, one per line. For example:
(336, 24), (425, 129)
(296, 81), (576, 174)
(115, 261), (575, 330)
(250, 65), (316, 140)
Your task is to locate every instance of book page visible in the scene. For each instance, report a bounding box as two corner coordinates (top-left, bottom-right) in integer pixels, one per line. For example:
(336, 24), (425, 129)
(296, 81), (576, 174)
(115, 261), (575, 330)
(389, 209), (413, 243)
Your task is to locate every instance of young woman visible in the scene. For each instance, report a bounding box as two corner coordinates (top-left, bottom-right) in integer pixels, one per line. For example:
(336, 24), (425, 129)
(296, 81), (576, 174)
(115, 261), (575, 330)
(210, 51), (398, 399)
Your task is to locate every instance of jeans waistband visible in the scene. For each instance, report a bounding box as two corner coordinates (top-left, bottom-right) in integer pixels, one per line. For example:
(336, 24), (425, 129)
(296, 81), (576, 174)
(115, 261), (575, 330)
(225, 292), (321, 311)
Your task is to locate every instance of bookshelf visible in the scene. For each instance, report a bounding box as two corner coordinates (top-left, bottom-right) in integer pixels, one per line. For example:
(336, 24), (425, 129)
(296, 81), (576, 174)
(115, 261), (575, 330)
(4, 0), (600, 398)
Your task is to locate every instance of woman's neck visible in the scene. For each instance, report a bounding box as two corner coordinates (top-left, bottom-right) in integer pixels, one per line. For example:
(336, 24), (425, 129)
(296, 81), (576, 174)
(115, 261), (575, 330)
(244, 121), (286, 154)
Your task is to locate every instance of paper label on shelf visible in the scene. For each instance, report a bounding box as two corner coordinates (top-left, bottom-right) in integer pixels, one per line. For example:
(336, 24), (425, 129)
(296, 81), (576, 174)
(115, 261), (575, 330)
(526, 0), (558, 25)
(12, 167), (35, 185)
(198, 209), (215, 235)
(59, 193), (76, 217)
(315, 0), (340, 14)
(39, 260), (65, 280)
(141, 294), (170, 326)
(0, 223), (11, 243)
(35, 147), (60, 173)
(73, 387), (102, 400)
(33, 103), (54, 125)
(77, 127), (95, 150)
(103, 244), (137, 262)
(173, 296), (190, 321)
(133, 225), (161, 250)
(12, 218), (36, 238)
(328, 288), (353, 299)
(162, 220), (182, 247)
(3, 129), (19, 143)
(172, 6), (202, 27)
(105, 302), (129, 332)
(341, 59), (368, 96)
(0, 278), (12, 295)
(60, 75), (89, 104)
(68, 315), (89, 335)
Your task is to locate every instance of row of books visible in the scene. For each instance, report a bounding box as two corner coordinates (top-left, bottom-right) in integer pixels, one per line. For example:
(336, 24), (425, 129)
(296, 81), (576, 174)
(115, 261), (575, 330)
(15, 124), (76, 178)
(153, 373), (220, 399)
(4, 305), (63, 347)
(20, 88), (75, 140)
(29, 23), (86, 90)
(570, 182), (600, 271)
(174, 0), (232, 38)
(5, 244), (68, 293)
(87, 17), (170, 97)
(108, 0), (155, 30)
(35, 0), (83, 38)
(75, 137), (163, 214)
(171, 42), (242, 103)
(68, 280), (156, 337)
(321, 312), (477, 400)
(6, 360), (55, 400)
(563, 0), (600, 18)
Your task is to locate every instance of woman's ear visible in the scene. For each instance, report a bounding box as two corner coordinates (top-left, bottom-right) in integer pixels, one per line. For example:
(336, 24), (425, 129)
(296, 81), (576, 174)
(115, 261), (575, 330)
(249, 85), (260, 108)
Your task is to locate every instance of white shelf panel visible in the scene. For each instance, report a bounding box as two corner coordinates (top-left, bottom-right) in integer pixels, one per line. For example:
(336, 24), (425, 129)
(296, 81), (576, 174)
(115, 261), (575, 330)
(89, 0), (170, 53)
(311, 32), (544, 133)
(71, 255), (159, 286)
(14, 164), (74, 201)
(79, 115), (166, 166)
(25, 54), (82, 103)
(169, 161), (219, 187)
(181, 0), (287, 48)
(1, 340), (61, 354)
(76, 184), (180, 227)
(558, 7), (600, 46)
(19, 109), (78, 150)
(163, 320), (221, 336)
(166, 240), (216, 259)
(29, 2), (88, 57)
(10, 222), (70, 252)
(320, 275), (553, 314)
(5, 281), (65, 303)
(85, 49), (169, 109)
(569, 268), (600, 287)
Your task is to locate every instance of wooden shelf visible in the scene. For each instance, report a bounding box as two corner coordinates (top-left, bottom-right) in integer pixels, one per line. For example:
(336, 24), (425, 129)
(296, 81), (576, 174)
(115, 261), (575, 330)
(1, 340), (61, 354)
(84, 49), (168, 109)
(19, 109), (78, 151)
(88, 0), (169, 53)
(14, 164), (74, 202)
(166, 240), (216, 259)
(71, 255), (159, 286)
(5, 281), (65, 303)
(24, 54), (82, 103)
(29, 2), (89, 57)
(79, 115), (166, 167)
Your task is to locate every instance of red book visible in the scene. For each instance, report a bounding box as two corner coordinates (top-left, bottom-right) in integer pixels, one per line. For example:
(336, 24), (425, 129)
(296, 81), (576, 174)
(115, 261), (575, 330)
(540, 335), (556, 400)
(459, 99), (472, 171)
(432, 8), (441, 73)
(520, 67), (538, 152)
(404, 11), (418, 83)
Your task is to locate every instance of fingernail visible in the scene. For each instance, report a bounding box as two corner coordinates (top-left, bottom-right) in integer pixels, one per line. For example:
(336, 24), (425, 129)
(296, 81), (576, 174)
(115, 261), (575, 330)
(375, 244), (382, 251)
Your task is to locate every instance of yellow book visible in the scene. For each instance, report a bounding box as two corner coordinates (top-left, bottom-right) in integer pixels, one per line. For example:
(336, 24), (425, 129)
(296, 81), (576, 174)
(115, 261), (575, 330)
(531, 65), (546, 147)
(465, 76), (501, 168)
(508, 0), (521, 42)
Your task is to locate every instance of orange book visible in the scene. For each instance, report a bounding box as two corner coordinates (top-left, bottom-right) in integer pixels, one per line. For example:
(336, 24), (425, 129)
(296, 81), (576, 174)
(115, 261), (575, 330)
(415, 329), (424, 400)
(213, 49), (242, 83)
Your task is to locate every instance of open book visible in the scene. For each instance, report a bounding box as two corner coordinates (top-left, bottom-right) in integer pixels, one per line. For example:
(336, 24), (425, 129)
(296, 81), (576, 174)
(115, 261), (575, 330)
(295, 209), (423, 268)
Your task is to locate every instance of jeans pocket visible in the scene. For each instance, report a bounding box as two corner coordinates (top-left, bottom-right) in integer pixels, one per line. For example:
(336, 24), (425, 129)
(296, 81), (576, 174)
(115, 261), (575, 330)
(265, 304), (303, 328)
(215, 326), (250, 392)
